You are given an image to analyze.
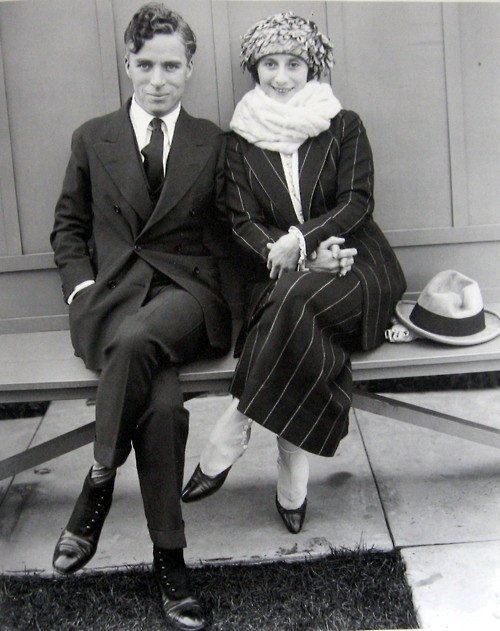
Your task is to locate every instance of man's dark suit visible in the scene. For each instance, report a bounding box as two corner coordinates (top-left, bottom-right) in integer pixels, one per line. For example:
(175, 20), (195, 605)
(51, 100), (231, 548)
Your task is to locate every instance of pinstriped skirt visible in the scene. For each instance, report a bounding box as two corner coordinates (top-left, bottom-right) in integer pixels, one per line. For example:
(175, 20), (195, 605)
(231, 271), (364, 457)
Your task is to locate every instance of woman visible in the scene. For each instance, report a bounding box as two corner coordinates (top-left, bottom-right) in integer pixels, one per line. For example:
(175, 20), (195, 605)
(182, 12), (406, 533)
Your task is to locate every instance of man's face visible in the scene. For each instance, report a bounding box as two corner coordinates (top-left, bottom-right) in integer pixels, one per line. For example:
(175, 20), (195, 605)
(125, 32), (193, 117)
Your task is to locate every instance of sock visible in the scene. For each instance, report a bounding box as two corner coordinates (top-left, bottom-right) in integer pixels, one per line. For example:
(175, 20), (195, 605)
(200, 397), (252, 477)
(91, 461), (116, 486)
(276, 437), (309, 510)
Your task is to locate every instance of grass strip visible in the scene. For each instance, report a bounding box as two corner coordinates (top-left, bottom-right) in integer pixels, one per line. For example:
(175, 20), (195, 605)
(0, 549), (418, 630)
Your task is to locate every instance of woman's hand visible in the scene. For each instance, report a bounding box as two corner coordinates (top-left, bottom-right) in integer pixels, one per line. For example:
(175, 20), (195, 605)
(266, 233), (301, 279)
(308, 236), (357, 275)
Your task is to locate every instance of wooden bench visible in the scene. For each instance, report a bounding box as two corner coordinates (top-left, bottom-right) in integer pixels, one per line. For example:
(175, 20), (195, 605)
(1, 308), (500, 481)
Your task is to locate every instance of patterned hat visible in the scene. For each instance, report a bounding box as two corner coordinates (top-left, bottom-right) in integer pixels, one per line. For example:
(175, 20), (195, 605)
(240, 11), (334, 80)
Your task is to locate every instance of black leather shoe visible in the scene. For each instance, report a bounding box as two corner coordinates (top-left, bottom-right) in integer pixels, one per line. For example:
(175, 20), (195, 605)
(181, 463), (231, 503)
(52, 468), (115, 575)
(153, 549), (206, 631)
(275, 494), (307, 534)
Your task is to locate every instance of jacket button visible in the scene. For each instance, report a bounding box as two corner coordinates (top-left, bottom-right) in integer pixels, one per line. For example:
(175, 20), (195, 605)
(134, 244), (141, 252)
(107, 280), (117, 289)
(113, 204), (121, 214)
(192, 267), (200, 276)
(175, 244), (182, 253)
(189, 209), (196, 217)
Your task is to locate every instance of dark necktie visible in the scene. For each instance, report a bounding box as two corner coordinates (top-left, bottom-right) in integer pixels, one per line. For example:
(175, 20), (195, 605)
(141, 118), (164, 192)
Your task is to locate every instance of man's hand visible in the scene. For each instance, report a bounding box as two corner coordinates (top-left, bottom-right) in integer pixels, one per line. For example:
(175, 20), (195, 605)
(308, 236), (357, 275)
(266, 233), (301, 279)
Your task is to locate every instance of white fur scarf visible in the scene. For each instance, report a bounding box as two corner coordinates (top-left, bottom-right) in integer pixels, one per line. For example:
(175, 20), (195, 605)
(229, 80), (342, 154)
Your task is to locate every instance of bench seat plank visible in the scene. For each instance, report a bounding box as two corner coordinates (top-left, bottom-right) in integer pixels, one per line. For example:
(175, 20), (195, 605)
(1, 314), (500, 398)
(1, 305), (499, 479)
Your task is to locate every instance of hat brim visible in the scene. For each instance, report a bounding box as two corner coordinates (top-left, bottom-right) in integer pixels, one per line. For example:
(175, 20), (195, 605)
(395, 301), (500, 346)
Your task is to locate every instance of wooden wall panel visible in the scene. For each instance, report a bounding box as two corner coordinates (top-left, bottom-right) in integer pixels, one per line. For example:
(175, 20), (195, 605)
(0, 1), (498, 334)
(329, 2), (452, 233)
(458, 4), (500, 226)
(0, 0), (117, 255)
(0, 37), (20, 256)
(0, 268), (65, 321)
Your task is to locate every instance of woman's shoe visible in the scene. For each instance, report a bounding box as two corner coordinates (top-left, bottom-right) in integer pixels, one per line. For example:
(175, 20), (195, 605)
(181, 463), (231, 503)
(275, 494), (307, 534)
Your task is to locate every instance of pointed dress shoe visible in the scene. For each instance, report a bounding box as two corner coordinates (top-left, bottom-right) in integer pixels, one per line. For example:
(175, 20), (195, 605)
(181, 463), (231, 503)
(275, 495), (307, 534)
(153, 548), (206, 630)
(52, 468), (115, 574)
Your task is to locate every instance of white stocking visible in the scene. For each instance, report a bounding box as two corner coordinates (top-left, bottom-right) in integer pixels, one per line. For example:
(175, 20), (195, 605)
(276, 437), (309, 510)
(200, 397), (252, 477)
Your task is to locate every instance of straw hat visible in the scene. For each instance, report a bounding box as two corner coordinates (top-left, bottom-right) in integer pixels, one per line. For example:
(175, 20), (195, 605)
(395, 270), (500, 346)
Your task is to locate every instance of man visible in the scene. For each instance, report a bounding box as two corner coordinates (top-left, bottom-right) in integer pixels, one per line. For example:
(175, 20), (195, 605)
(50, 4), (231, 629)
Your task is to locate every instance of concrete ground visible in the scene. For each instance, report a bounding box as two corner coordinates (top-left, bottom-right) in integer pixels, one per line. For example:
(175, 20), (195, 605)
(0, 388), (499, 629)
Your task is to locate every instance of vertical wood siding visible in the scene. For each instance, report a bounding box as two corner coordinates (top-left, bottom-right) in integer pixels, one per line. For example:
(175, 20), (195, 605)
(0, 0), (498, 332)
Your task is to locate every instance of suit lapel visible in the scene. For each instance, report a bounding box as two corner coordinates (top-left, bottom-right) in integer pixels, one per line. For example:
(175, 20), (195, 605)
(146, 108), (213, 228)
(244, 144), (297, 226)
(298, 129), (334, 220)
(93, 101), (151, 224)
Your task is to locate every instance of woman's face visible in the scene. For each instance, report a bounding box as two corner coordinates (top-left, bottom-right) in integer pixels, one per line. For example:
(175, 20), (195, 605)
(257, 54), (309, 103)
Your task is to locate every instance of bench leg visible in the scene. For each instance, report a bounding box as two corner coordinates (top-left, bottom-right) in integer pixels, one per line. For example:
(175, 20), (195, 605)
(0, 422), (96, 481)
(352, 391), (500, 449)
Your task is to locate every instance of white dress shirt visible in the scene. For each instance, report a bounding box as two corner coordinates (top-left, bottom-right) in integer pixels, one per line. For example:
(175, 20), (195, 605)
(280, 151), (307, 270)
(280, 152), (303, 223)
(129, 94), (181, 173)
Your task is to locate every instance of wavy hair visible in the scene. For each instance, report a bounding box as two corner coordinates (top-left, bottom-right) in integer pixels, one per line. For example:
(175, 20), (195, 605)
(124, 3), (196, 61)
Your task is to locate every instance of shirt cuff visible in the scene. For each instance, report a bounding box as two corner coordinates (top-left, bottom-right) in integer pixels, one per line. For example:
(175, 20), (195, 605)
(288, 226), (307, 271)
(67, 280), (95, 305)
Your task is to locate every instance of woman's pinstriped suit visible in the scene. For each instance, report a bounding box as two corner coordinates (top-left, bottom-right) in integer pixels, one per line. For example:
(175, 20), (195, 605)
(226, 109), (406, 457)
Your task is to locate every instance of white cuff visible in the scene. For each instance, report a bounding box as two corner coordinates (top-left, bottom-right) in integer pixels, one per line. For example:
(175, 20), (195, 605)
(288, 226), (307, 271)
(67, 280), (95, 304)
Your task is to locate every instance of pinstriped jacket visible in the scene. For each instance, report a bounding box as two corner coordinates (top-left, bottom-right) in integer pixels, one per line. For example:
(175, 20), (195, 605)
(225, 109), (406, 351)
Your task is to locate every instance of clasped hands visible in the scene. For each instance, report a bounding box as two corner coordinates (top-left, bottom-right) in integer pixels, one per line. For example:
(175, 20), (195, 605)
(266, 233), (357, 280)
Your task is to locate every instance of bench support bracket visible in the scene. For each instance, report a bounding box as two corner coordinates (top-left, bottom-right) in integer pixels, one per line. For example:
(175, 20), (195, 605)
(1, 390), (499, 481)
(0, 421), (96, 481)
(352, 391), (500, 449)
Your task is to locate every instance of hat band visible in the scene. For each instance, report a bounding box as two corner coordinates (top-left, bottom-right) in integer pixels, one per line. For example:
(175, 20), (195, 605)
(410, 303), (486, 337)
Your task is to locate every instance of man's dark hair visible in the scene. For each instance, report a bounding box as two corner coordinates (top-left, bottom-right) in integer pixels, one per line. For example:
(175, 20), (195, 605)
(124, 3), (197, 61)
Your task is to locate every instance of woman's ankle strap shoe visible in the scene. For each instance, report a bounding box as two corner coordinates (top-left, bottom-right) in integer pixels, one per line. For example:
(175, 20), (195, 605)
(181, 463), (231, 503)
(275, 495), (307, 534)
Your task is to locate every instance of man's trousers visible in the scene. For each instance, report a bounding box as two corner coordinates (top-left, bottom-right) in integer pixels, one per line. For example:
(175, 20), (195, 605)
(93, 283), (206, 549)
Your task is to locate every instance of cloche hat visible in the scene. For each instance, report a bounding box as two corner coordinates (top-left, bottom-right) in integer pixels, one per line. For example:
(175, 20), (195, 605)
(395, 270), (500, 346)
(240, 11), (334, 80)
